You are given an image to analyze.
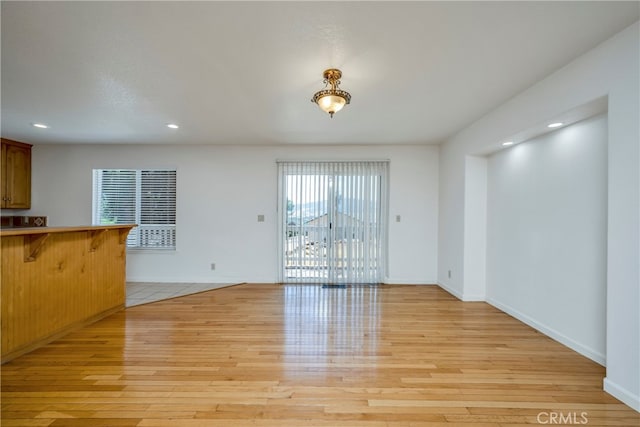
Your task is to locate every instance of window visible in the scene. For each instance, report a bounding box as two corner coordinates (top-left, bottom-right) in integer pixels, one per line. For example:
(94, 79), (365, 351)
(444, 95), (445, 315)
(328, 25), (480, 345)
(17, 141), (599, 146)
(92, 169), (176, 249)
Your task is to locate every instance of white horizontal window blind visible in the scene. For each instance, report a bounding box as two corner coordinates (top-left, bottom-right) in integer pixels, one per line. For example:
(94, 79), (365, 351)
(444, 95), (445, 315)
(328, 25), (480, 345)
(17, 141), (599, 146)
(278, 161), (389, 284)
(92, 169), (176, 249)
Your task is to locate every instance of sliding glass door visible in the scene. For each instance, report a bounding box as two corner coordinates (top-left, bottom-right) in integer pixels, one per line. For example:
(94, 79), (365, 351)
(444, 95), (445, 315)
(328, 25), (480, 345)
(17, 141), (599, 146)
(278, 161), (389, 284)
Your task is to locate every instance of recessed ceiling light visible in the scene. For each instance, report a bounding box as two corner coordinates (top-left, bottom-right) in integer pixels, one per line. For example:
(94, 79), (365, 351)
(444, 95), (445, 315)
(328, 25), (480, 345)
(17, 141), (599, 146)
(502, 141), (514, 146)
(167, 123), (179, 129)
(547, 122), (563, 128)
(32, 123), (49, 129)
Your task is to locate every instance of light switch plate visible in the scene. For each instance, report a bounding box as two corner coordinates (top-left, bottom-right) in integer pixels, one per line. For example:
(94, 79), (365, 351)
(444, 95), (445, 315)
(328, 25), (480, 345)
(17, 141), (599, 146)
(257, 214), (265, 222)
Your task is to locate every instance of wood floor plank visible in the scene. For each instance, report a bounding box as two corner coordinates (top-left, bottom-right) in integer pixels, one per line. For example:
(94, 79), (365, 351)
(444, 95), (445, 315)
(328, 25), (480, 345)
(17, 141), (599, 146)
(2, 284), (639, 426)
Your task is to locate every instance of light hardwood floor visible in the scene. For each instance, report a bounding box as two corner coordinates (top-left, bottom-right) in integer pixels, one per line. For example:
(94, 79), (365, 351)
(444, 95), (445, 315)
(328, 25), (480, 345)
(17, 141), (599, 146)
(1, 284), (638, 426)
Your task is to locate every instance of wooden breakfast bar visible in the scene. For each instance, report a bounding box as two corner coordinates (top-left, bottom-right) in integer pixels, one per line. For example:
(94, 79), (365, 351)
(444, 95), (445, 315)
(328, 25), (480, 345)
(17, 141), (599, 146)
(1, 224), (135, 363)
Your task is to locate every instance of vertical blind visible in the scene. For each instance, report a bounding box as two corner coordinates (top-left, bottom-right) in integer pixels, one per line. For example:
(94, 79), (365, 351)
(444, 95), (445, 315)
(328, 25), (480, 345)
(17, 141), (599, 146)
(92, 169), (177, 249)
(278, 161), (389, 284)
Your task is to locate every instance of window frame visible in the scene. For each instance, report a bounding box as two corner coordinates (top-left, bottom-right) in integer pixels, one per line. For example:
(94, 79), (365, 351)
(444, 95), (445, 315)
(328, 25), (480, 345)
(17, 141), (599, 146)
(92, 168), (177, 250)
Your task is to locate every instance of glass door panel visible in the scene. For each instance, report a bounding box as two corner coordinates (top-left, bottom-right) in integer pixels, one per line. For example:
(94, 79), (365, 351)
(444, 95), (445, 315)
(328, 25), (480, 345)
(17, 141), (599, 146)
(278, 161), (388, 284)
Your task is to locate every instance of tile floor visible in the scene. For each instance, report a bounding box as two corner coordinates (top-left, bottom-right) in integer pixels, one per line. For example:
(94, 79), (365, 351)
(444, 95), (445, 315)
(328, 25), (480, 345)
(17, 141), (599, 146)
(126, 282), (241, 307)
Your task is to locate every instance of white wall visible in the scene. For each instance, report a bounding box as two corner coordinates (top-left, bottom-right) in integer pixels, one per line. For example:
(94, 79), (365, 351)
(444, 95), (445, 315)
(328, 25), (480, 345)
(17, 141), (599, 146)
(462, 156), (487, 301)
(29, 144), (439, 285)
(486, 114), (607, 364)
(438, 22), (639, 410)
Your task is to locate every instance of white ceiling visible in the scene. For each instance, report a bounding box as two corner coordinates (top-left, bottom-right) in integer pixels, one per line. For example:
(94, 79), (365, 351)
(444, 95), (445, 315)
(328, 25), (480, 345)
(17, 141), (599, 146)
(1, 1), (638, 146)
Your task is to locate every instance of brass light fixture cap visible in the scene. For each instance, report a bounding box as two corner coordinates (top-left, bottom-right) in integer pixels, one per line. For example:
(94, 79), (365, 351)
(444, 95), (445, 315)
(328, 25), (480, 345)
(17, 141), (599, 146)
(323, 68), (342, 81)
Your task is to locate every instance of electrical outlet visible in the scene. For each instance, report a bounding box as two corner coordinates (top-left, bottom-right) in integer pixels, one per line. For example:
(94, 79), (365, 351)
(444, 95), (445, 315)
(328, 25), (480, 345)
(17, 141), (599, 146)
(448, 270), (451, 279)
(211, 263), (216, 270)
(257, 214), (265, 222)
(396, 215), (401, 222)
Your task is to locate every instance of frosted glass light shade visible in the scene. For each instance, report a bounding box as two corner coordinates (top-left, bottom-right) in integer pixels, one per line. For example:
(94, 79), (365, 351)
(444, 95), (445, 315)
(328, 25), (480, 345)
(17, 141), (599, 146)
(317, 95), (347, 114)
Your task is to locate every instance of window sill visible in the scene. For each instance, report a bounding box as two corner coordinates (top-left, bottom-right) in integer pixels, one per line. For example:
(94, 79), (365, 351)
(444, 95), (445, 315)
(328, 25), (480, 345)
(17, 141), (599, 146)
(127, 248), (177, 254)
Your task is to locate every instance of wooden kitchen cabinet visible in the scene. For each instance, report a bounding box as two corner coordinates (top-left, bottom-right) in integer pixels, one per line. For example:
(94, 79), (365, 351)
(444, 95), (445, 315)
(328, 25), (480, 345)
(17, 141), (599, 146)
(1, 138), (32, 209)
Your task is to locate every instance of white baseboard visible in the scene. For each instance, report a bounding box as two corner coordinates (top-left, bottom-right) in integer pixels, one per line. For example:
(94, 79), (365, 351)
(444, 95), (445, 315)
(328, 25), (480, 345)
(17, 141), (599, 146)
(437, 281), (464, 300)
(126, 275), (249, 284)
(486, 297), (606, 366)
(384, 279), (437, 285)
(436, 282), (485, 302)
(604, 378), (640, 412)
(461, 294), (486, 302)
(127, 275), (436, 286)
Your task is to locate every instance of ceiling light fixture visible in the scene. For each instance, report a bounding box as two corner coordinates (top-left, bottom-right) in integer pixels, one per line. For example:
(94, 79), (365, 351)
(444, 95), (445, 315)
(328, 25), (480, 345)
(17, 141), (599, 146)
(502, 141), (514, 146)
(311, 68), (351, 118)
(167, 123), (179, 129)
(32, 123), (49, 129)
(547, 122), (563, 128)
